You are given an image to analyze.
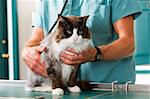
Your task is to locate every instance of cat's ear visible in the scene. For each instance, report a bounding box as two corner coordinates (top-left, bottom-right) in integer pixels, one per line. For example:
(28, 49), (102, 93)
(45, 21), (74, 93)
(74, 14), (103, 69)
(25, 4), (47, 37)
(58, 14), (70, 27)
(80, 15), (89, 26)
(58, 14), (68, 23)
(58, 14), (63, 20)
(82, 15), (89, 22)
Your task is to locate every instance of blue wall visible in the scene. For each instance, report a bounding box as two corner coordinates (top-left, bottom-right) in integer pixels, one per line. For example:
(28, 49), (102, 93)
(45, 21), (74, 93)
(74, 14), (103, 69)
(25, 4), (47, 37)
(135, 0), (150, 65)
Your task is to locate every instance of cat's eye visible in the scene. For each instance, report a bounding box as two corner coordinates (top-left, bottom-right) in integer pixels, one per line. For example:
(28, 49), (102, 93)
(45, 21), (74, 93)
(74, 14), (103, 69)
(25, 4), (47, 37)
(66, 30), (72, 34)
(78, 31), (83, 35)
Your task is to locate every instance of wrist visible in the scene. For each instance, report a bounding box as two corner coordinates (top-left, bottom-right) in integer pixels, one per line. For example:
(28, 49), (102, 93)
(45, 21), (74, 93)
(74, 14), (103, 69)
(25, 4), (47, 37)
(90, 47), (97, 61)
(93, 46), (102, 61)
(25, 40), (40, 47)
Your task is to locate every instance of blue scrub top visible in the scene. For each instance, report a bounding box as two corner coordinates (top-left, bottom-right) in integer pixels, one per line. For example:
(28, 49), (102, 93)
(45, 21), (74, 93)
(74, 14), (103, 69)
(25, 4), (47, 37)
(34, 0), (142, 83)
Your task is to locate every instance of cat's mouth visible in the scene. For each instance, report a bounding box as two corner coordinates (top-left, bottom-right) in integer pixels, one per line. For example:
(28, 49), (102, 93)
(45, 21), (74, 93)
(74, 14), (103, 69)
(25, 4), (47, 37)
(73, 38), (78, 43)
(74, 36), (83, 44)
(71, 38), (79, 44)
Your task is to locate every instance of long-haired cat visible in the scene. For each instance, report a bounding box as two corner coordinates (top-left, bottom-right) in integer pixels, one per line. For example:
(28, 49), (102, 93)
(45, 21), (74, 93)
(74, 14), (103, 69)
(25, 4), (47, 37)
(25, 15), (92, 95)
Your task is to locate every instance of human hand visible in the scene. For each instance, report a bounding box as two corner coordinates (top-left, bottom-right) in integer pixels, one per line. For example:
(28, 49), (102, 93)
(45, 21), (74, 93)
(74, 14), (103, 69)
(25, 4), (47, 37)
(60, 47), (96, 66)
(22, 45), (48, 77)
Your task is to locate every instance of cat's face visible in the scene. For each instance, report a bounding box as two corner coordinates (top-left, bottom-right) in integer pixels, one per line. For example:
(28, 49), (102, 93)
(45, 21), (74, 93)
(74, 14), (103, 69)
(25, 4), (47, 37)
(55, 15), (91, 44)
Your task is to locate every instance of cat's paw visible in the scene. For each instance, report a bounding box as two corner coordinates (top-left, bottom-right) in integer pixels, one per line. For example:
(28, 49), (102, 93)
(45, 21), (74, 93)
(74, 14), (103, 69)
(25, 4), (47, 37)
(25, 87), (34, 91)
(52, 88), (64, 95)
(68, 85), (81, 93)
(25, 86), (52, 92)
(33, 86), (52, 92)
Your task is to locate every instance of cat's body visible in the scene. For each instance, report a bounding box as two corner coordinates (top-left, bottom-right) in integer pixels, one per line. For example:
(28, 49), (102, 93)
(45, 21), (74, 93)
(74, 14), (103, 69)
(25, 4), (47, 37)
(25, 15), (92, 95)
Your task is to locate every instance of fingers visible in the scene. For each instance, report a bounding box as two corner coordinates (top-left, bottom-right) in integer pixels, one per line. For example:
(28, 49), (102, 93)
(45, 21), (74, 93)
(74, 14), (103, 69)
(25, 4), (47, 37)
(60, 49), (83, 65)
(22, 47), (48, 77)
(61, 51), (82, 60)
(66, 48), (79, 55)
(32, 64), (48, 77)
(60, 47), (96, 65)
(64, 50), (77, 56)
(25, 53), (48, 77)
(34, 45), (46, 53)
(60, 56), (82, 65)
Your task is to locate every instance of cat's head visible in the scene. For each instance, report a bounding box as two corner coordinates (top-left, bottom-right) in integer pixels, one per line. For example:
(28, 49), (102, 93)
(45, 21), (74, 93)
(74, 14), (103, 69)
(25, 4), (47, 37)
(55, 15), (91, 44)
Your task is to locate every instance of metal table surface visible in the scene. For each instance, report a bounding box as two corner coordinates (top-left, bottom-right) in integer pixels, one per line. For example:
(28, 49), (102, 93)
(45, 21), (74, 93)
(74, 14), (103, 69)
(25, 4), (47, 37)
(0, 80), (149, 99)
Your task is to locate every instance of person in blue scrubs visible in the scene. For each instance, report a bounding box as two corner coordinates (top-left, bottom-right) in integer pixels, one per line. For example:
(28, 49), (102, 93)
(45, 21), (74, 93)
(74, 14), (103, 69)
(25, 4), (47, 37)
(22, 0), (142, 83)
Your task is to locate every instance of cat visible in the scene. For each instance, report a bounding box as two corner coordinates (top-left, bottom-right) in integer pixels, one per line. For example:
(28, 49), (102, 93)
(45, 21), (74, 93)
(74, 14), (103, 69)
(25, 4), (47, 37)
(25, 15), (92, 95)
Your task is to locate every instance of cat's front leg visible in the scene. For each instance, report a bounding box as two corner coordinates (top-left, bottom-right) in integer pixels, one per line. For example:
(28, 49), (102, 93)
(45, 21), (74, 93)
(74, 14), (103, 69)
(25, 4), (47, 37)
(46, 61), (64, 95)
(51, 75), (64, 95)
(67, 66), (81, 93)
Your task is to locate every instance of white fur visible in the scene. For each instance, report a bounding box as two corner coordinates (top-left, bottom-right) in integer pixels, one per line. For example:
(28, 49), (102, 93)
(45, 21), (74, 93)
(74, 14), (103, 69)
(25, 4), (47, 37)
(25, 86), (52, 92)
(52, 88), (64, 95)
(25, 80), (52, 92)
(68, 85), (81, 93)
(62, 64), (74, 81)
(25, 86), (34, 91)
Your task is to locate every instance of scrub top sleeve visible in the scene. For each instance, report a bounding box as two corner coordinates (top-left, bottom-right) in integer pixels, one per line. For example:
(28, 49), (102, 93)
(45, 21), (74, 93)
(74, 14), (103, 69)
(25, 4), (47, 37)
(34, 1), (43, 29)
(111, 0), (142, 23)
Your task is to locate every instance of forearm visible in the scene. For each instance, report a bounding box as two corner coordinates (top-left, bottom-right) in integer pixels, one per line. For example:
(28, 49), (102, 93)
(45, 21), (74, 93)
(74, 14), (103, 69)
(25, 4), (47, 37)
(98, 16), (135, 60)
(99, 37), (135, 60)
(25, 27), (44, 47)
